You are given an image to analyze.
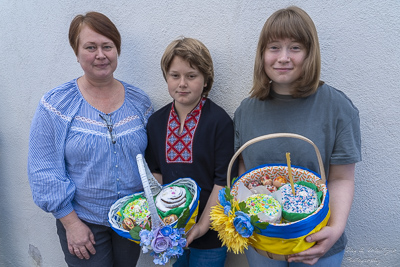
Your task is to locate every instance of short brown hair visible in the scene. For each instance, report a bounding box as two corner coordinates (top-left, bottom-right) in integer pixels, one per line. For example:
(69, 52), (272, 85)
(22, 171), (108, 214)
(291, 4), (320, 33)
(69, 12), (121, 56)
(251, 6), (323, 100)
(161, 37), (214, 97)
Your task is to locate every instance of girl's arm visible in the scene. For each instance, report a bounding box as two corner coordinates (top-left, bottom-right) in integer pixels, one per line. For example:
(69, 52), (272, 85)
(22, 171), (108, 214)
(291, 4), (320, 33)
(288, 163), (355, 265)
(238, 154), (246, 176)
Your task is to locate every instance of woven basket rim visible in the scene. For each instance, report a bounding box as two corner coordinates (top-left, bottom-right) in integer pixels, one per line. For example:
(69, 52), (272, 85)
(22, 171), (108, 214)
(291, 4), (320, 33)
(231, 164), (328, 227)
(108, 177), (199, 238)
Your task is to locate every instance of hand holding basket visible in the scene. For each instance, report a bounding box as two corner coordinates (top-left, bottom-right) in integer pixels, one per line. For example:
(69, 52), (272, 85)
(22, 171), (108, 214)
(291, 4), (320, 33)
(211, 133), (330, 261)
(108, 155), (200, 265)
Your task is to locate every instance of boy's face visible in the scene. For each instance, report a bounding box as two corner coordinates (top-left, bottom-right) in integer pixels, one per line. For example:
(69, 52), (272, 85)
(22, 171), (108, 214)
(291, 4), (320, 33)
(166, 56), (206, 113)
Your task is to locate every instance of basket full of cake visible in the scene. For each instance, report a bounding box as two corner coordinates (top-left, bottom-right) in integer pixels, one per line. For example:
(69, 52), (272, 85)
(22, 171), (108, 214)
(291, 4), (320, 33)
(210, 133), (330, 261)
(108, 154), (200, 265)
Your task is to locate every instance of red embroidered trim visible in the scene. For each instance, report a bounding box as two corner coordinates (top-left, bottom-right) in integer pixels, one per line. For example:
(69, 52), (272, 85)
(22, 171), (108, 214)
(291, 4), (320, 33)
(166, 98), (206, 163)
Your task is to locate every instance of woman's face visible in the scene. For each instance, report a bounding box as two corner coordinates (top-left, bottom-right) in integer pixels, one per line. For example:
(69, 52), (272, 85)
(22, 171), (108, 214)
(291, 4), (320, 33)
(263, 38), (306, 95)
(76, 25), (118, 81)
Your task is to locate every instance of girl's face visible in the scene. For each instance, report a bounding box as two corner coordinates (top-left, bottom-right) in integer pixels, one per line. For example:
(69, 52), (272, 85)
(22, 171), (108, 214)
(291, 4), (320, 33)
(76, 25), (118, 82)
(263, 38), (306, 95)
(166, 56), (206, 112)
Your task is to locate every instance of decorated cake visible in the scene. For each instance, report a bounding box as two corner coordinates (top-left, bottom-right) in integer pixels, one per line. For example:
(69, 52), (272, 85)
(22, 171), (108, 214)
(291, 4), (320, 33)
(121, 197), (150, 228)
(154, 185), (193, 225)
(279, 183), (318, 218)
(245, 194), (281, 223)
(155, 186), (187, 212)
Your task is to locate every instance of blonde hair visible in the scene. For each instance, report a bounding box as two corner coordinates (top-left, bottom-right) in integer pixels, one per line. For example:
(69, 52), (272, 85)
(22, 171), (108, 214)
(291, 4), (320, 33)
(161, 37), (214, 97)
(251, 6), (323, 100)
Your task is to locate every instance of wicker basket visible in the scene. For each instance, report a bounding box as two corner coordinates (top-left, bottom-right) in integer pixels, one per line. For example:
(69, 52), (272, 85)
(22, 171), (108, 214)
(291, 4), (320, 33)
(108, 154), (200, 243)
(227, 133), (330, 260)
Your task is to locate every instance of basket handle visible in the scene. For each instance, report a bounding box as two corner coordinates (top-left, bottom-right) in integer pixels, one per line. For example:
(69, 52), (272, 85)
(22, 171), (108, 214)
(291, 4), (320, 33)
(227, 133), (326, 188)
(136, 154), (164, 228)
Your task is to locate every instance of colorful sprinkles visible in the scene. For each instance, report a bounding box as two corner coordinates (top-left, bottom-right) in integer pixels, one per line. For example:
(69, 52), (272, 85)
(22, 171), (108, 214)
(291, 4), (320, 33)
(280, 184), (318, 213)
(123, 197), (150, 223)
(245, 194), (281, 217)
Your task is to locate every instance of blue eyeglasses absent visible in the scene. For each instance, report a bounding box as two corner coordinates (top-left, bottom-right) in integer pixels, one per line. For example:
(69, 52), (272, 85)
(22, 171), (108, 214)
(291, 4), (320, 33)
(99, 114), (116, 144)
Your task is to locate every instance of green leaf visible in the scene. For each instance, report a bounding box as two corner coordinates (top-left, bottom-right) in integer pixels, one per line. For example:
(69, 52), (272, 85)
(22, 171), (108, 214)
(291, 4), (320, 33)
(250, 215), (259, 225)
(256, 222), (269, 230)
(231, 177), (238, 186)
(129, 226), (142, 240)
(176, 207), (190, 229)
(238, 202), (249, 213)
(224, 187), (233, 202)
(254, 227), (261, 234)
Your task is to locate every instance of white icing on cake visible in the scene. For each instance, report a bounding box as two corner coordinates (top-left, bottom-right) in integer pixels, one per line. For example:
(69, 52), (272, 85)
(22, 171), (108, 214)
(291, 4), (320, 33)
(156, 186), (187, 212)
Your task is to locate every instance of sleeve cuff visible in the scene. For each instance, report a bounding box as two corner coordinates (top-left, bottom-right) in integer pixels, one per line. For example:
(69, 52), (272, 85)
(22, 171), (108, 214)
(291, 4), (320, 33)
(53, 202), (74, 219)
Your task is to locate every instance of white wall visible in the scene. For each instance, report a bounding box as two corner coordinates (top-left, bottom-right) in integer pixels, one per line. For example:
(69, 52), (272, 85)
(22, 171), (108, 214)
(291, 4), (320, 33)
(1, 0), (399, 266)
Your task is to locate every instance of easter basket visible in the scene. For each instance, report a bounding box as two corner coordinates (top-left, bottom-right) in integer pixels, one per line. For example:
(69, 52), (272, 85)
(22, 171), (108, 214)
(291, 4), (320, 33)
(211, 133), (330, 261)
(108, 154), (200, 244)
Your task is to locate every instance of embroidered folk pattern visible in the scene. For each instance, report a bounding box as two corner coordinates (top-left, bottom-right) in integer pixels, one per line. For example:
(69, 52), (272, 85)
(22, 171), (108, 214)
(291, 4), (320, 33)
(41, 97), (72, 122)
(166, 99), (205, 163)
(72, 113), (143, 142)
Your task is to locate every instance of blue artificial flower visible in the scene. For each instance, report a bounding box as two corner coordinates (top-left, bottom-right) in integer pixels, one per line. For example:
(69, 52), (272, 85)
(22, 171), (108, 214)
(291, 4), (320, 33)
(139, 229), (153, 246)
(178, 228), (185, 235)
(169, 228), (181, 241)
(170, 240), (178, 247)
(153, 252), (169, 265)
(152, 228), (171, 253)
(223, 204), (232, 215)
(165, 245), (183, 257)
(160, 225), (173, 237)
(178, 237), (187, 248)
(176, 246), (184, 256)
(233, 211), (254, 238)
(140, 226), (186, 265)
(139, 229), (151, 238)
(218, 188), (230, 207)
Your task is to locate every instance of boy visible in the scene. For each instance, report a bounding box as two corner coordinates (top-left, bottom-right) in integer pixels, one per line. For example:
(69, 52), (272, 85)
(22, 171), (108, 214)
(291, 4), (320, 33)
(145, 37), (235, 267)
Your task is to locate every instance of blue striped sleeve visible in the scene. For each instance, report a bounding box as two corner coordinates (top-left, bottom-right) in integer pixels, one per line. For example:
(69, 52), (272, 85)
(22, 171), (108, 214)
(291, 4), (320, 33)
(28, 97), (75, 219)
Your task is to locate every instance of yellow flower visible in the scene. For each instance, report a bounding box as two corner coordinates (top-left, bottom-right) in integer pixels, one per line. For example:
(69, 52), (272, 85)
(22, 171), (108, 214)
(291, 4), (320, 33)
(210, 201), (256, 254)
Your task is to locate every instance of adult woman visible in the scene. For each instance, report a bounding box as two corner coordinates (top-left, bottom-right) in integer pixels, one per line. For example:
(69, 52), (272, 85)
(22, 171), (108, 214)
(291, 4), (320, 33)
(234, 6), (361, 266)
(28, 12), (153, 266)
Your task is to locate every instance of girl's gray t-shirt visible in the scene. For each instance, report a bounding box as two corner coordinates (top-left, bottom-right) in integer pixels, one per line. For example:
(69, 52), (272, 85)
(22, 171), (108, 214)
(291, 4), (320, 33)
(233, 83), (361, 257)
